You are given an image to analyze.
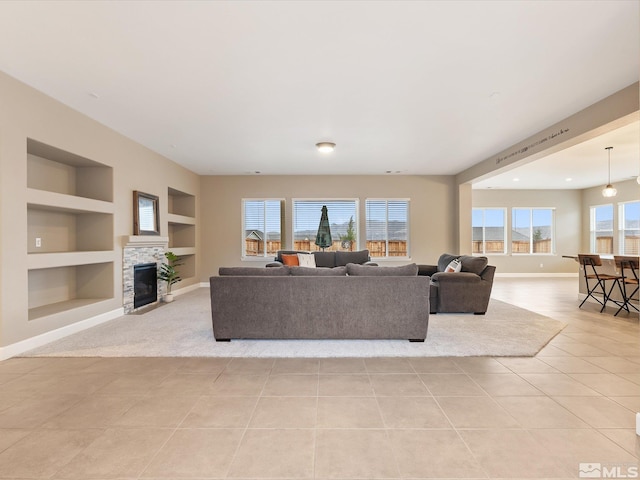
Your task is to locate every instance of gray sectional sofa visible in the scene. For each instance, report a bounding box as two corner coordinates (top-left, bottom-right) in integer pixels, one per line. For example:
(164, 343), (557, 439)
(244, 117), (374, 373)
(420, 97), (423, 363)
(210, 263), (429, 341)
(419, 254), (496, 314)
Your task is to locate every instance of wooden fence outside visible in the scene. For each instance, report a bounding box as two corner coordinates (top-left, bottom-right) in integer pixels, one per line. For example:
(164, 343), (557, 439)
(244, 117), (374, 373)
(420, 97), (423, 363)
(245, 238), (408, 257)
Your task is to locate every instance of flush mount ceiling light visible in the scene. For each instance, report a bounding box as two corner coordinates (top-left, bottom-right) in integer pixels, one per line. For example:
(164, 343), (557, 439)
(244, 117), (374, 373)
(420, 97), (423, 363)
(316, 142), (336, 153)
(602, 146), (617, 198)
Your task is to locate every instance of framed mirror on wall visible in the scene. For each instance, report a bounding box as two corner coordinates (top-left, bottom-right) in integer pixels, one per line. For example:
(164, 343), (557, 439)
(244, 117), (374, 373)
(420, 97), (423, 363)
(133, 191), (160, 235)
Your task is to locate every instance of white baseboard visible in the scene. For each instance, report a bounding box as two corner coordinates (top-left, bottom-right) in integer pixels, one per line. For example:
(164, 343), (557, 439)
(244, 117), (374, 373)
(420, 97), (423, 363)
(199, 282), (210, 288)
(496, 273), (579, 278)
(0, 307), (124, 361)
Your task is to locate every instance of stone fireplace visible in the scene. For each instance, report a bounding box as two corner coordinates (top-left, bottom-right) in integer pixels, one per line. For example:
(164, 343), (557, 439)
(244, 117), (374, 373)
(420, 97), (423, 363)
(123, 236), (168, 313)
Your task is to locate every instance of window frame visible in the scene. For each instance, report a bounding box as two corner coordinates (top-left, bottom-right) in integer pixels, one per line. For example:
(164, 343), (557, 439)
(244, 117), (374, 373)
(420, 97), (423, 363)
(241, 198), (284, 260)
(510, 207), (555, 255)
(365, 198), (411, 259)
(291, 198), (359, 252)
(472, 208), (507, 255)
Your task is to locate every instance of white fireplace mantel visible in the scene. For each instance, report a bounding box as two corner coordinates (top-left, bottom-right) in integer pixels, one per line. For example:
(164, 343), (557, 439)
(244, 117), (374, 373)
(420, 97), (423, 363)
(123, 235), (169, 248)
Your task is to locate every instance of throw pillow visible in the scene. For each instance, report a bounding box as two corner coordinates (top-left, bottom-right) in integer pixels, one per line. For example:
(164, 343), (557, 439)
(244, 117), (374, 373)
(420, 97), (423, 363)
(444, 258), (462, 273)
(459, 255), (488, 275)
(297, 253), (316, 268)
(281, 254), (299, 267)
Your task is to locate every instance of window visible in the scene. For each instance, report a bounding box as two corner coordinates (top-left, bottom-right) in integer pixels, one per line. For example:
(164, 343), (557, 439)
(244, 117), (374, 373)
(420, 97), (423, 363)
(366, 199), (409, 258)
(472, 208), (506, 254)
(590, 204), (613, 254)
(242, 199), (283, 258)
(292, 199), (358, 251)
(511, 208), (554, 254)
(619, 201), (640, 255)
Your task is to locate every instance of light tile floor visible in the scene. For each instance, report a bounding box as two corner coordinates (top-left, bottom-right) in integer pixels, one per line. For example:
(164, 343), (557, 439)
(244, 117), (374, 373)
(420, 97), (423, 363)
(0, 277), (638, 479)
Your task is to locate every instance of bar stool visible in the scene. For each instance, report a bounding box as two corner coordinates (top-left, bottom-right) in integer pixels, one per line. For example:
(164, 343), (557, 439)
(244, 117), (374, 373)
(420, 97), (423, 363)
(613, 256), (639, 316)
(577, 254), (624, 312)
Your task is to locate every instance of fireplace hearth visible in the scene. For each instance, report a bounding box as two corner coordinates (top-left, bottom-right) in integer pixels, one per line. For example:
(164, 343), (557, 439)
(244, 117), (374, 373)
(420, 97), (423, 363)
(134, 263), (158, 309)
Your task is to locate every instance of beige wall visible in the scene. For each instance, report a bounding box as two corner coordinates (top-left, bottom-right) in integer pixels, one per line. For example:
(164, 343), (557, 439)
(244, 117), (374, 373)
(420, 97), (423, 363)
(581, 178), (640, 254)
(0, 71), (200, 347)
(472, 189), (582, 274)
(199, 175), (457, 278)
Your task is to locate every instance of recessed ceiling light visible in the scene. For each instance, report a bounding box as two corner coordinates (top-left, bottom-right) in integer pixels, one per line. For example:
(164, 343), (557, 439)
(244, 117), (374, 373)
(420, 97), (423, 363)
(565, 177), (572, 182)
(513, 178), (519, 182)
(316, 142), (336, 153)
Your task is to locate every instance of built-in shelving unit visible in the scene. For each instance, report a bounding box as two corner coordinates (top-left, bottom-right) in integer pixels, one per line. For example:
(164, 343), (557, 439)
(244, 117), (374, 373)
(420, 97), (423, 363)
(167, 187), (196, 282)
(26, 139), (115, 321)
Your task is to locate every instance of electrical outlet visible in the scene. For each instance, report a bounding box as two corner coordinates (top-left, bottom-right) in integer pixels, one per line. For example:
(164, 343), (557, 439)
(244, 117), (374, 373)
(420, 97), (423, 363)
(35, 237), (41, 248)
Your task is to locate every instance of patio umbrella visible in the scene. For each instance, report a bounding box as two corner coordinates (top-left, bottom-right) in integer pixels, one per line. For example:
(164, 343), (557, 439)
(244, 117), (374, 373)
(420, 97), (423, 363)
(315, 205), (333, 251)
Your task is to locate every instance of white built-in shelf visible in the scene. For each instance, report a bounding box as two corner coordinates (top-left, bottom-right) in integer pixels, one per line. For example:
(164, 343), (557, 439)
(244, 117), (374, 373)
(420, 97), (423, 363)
(27, 188), (114, 214)
(28, 298), (113, 321)
(26, 139), (116, 321)
(167, 213), (196, 225)
(171, 247), (196, 257)
(28, 251), (115, 270)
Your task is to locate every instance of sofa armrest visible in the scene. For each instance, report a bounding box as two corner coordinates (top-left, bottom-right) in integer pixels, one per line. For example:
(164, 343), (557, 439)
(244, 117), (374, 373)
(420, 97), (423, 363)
(266, 261), (284, 268)
(364, 261), (379, 266)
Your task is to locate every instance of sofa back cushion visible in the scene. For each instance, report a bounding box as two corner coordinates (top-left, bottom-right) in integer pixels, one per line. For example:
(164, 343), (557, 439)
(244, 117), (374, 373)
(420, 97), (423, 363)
(347, 263), (418, 276)
(459, 255), (488, 275)
(290, 266), (347, 276)
(335, 249), (370, 266)
(219, 266), (290, 276)
(313, 251), (336, 268)
(438, 254), (459, 272)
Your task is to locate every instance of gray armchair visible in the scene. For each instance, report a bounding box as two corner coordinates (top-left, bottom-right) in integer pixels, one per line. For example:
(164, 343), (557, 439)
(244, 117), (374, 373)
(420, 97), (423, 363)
(418, 254), (496, 314)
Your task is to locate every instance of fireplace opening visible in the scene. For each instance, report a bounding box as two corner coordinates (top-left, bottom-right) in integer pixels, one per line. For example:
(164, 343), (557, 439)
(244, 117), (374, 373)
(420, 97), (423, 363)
(134, 263), (158, 309)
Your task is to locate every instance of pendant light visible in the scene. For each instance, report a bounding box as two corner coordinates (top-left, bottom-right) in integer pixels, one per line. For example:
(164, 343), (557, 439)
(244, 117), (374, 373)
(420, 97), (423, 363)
(602, 146), (617, 198)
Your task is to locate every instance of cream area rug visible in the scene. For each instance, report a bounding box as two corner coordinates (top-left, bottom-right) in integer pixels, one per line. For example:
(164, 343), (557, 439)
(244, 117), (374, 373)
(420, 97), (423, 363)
(23, 288), (565, 358)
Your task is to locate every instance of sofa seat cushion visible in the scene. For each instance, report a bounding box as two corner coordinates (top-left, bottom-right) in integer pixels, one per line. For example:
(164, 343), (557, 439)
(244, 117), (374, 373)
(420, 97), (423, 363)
(347, 263), (418, 276)
(431, 271), (483, 284)
(290, 266), (347, 276)
(335, 250), (370, 266)
(219, 266), (290, 276)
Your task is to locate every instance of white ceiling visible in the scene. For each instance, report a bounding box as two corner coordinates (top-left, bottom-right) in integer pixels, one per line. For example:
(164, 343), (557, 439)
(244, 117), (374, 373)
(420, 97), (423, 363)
(0, 1), (637, 182)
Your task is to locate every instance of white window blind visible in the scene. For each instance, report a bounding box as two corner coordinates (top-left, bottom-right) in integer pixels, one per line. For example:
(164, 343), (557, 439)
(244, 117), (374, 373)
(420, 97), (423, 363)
(365, 199), (409, 258)
(242, 199), (283, 258)
(292, 200), (358, 251)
